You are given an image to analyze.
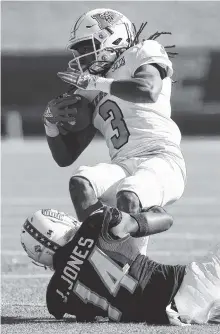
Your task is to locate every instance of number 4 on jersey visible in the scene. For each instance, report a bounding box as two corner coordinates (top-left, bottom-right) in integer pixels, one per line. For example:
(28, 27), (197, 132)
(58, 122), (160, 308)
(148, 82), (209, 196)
(89, 246), (137, 296)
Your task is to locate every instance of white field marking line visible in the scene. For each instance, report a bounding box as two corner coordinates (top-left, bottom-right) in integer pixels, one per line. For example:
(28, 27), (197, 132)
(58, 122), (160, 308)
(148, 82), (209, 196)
(1, 250), (28, 255)
(152, 233), (218, 240)
(1, 250), (30, 255)
(2, 303), (47, 307)
(2, 197), (219, 206)
(1, 232), (218, 242)
(1, 273), (52, 279)
(1, 249), (207, 257)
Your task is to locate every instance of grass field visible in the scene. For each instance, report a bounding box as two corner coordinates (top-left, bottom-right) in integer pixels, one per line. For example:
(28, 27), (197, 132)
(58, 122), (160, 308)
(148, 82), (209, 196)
(1, 137), (220, 334)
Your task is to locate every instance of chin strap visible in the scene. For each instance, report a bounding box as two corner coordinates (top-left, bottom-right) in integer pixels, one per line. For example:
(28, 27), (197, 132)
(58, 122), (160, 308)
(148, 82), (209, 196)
(31, 260), (53, 271)
(31, 260), (47, 270)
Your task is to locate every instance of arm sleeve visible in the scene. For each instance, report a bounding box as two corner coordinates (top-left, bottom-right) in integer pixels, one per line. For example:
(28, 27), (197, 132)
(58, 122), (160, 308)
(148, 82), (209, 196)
(46, 274), (66, 319)
(132, 40), (173, 78)
(46, 124), (97, 167)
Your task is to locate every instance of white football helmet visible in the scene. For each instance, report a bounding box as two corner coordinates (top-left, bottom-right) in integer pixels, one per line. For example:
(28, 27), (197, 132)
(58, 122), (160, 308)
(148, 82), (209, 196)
(20, 209), (81, 268)
(67, 8), (136, 74)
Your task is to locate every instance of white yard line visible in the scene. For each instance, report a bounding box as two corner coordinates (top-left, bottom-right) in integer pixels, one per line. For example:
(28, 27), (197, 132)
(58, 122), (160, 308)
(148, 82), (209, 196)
(1, 250), (28, 255)
(2, 196), (219, 206)
(1, 232), (218, 242)
(1, 273), (52, 279)
(2, 303), (47, 307)
(1, 249), (206, 257)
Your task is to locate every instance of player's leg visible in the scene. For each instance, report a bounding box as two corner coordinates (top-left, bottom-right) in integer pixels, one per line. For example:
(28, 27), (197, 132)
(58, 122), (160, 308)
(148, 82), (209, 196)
(115, 159), (142, 214)
(174, 243), (220, 324)
(69, 176), (102, 222)
(117, 156), (185, 210)
(69, 163), (127, 221)
(116, 156), (185, 254)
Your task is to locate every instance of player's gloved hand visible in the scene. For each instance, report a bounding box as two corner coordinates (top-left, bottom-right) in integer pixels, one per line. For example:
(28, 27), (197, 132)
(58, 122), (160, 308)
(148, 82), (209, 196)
(42, 93), (80, 125)
(57, 69), (99, 90)
(42, 91), (80, 136)
(57, 69), (113, 93)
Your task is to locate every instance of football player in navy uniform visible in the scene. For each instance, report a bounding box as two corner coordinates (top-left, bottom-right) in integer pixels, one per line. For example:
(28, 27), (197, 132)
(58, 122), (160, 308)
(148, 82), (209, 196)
(21, 206), (220, 325)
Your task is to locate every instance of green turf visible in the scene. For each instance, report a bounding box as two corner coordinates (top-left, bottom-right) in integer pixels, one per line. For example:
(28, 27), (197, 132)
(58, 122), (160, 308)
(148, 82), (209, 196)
(1, 137), (220, 333)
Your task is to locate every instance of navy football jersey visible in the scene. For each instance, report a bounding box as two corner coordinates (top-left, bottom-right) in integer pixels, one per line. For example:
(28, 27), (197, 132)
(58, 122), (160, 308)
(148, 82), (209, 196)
(46, 206), (186, 323)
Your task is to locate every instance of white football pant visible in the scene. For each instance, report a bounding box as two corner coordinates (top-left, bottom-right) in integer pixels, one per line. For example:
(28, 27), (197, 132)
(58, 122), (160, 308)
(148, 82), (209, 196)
(174, 243), (220, 324)
(73, 155), (186, 255)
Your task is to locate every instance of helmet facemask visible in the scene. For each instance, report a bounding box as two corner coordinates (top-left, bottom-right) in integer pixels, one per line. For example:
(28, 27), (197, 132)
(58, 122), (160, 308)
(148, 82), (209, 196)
(68, 32), (124, 75)
(67, 10), (135, 75)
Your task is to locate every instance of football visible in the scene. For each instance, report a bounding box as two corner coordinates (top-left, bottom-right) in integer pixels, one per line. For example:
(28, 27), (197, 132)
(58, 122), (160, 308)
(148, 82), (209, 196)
(58, 93), (94, 133)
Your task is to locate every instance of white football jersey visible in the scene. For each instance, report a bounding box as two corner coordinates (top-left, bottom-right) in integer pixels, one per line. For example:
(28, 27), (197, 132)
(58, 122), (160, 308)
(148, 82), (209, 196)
(78, 41), (184, 172)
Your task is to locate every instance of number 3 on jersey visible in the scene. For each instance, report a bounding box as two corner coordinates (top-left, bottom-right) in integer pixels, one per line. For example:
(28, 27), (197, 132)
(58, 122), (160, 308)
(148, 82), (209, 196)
(99, 100), (130, 149)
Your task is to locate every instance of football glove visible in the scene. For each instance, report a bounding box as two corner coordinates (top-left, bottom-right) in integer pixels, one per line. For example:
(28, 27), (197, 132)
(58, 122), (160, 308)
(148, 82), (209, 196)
(57, 69), (99, 90)
(42, 93), (81, 126)
(57, 69), (113, 93)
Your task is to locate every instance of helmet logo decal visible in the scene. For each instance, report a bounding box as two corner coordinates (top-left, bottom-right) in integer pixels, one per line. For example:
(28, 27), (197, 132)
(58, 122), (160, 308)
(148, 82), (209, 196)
(34, 245), (42, 253)
(41, 209), (64, 221)
(23, 219), (60, 252)
(47, 229), (53, 237)
(92, 11), (122, 29)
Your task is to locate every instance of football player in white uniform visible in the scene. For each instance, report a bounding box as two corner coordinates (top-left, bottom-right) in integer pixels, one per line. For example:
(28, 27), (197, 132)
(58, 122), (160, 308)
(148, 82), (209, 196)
(44, 8), (186, 254)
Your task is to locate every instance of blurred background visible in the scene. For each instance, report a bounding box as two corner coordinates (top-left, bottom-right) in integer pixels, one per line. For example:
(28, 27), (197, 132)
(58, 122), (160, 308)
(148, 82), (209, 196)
(1, 0), (220, 137)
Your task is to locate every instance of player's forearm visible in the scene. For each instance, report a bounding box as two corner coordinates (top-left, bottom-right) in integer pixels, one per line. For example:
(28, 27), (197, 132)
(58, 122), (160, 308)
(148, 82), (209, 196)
(44, 121), (82, 167)
(45, 124), (97, 167)
(46, 135), (76, 167)
(44, 121), (72, 167)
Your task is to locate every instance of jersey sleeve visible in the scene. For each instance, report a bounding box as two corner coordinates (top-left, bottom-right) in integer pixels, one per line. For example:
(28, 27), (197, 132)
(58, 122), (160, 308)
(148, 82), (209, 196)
(132, 40), (173, 78)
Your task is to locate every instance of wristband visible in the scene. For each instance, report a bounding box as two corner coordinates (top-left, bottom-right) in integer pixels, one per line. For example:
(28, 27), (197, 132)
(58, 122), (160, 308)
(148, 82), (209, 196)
(44, 120), (59, 137)
(130, 213), (149, 237)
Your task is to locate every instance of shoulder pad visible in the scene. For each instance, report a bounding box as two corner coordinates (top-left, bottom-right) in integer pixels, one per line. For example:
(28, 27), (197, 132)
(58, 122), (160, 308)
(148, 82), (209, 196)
(133, 40), (173, 77)
(139, 40), (169, 59)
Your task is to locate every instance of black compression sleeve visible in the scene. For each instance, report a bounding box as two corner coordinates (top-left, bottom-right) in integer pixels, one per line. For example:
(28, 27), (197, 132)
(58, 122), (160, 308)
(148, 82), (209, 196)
(130, 213), (149, 237)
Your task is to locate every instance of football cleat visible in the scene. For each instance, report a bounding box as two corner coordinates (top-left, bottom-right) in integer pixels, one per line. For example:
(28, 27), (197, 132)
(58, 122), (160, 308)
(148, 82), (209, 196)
(67, 8), (135, 74)
(20, 209), (81, 268)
